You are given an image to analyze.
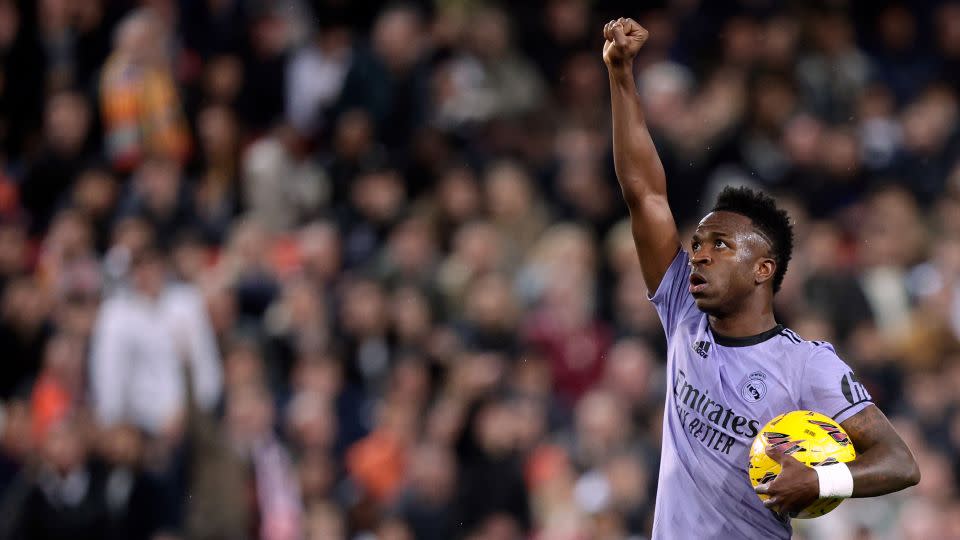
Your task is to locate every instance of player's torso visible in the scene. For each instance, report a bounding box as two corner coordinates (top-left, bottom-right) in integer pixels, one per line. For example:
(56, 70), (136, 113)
(665, 317), (804, 463)
(654, 315), (805, 538)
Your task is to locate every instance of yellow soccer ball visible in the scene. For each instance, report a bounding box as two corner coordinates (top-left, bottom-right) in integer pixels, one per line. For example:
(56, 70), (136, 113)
(748, 410), (857, 518)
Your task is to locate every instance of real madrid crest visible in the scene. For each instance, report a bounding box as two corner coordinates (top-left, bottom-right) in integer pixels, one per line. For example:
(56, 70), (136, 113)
(739, 371), (767, 403)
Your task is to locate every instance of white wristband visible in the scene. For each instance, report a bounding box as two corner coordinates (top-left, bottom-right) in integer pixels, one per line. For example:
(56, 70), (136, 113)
(814, 463), (854, 498)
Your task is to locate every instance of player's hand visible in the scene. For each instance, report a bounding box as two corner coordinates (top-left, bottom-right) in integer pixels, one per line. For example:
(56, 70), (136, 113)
(754, 443), (820, 517)
(602, 18), (649, 68)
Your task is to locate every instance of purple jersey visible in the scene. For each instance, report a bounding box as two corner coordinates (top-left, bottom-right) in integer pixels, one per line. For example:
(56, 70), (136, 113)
(649, 249), (872, 539)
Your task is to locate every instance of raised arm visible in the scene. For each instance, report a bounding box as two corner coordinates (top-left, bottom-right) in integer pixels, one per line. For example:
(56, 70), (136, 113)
(603, 18), (681, 292)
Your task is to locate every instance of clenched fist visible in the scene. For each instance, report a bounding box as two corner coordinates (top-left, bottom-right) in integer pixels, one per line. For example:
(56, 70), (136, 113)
(602, 18), (649, 68)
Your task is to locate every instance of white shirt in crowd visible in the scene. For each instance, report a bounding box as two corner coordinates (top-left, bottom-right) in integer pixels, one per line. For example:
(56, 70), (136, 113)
(90, 283), (222, 435)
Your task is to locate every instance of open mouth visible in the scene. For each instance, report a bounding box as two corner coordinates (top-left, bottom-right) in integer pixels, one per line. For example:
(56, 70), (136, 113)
(689, 273), (708, 294)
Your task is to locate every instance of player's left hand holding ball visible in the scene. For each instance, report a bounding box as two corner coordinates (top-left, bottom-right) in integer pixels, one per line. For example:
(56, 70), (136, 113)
(754, 443), (820, 516)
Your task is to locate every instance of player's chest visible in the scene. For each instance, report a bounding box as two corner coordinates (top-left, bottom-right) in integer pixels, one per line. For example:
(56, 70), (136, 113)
(667, 326), (803, 433)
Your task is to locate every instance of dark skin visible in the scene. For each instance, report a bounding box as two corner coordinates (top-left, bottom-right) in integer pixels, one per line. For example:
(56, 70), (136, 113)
(758, 404), (920, 516)
(689, 211), (777, 336)
(604, 17), (920, 517)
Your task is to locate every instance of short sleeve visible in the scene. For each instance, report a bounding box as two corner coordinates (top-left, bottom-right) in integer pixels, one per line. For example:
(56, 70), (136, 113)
(649, 249), (700, 335)
(800, 344), (873, 424)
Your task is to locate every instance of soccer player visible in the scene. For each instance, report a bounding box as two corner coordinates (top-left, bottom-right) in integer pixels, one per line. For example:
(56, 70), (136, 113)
(602, 18), (920, 538)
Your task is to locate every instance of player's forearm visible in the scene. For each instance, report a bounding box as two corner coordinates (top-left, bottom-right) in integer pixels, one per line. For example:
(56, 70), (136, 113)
(848, 441), (920, 497)
(608, 64), (668, 210)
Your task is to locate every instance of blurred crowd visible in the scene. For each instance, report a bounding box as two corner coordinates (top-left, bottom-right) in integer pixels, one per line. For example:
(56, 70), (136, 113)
(0, 0), (957, 539)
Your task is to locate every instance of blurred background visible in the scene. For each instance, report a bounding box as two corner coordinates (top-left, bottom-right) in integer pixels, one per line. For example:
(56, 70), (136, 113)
(0, 0), (956, 539)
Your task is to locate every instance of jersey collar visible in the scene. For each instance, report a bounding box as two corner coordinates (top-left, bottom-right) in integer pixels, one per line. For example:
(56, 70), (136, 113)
(710, 323), (784, 347)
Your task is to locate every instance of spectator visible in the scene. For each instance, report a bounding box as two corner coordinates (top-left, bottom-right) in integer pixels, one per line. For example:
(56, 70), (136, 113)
(428, 164), (483, 249)
(215, 216), (281, 319)
(286, 18), (354, 136)
(340, 159), (408, 268)
(184, 376), (303, 540)
(117, 157), (197, 247)
(796, 8), (873, 123)
(458, 272), (520, 356)
(442, 5), (546, 123)
(0, 215), (30, 291)
(179, 0), (247, 61)
(0, 0), (42, 158)
(96, 423), (173, 539)
(242, 125), (329, 232)
(5, 417), (110, 540)
(335, 4), (431, 149)
(392, 442), (457, 540)
(345, 395), (416, 505)
(454, 396), (531, 536)
(238, 4), (292, 133)
(388, 285), (435, 352)
(0, 399), (33, 492)
(90, 245), (221, 437)
(100, 8), (190, 172)
(68, 166), (118, 253)
(30, 332), (85, 442)
(36, 209), (101, 301)
(21, 91), (95, 235)
(0, 277), (53, 400)
(192, 103), (242, 244)
(522, 226), (612, 405)
(483, 160), (550, 269)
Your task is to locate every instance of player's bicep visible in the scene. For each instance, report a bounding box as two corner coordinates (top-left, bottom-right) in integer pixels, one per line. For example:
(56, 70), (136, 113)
(839, 404), (892, 453)
(840, 403), (920, 496)
(628, 192), (681, 293)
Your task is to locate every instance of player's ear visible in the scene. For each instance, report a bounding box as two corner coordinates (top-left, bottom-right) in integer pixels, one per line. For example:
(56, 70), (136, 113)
(755, 258), (776, 286)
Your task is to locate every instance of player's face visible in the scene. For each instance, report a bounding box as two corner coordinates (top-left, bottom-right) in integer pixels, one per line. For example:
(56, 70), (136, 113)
(688, 211), (774, 315)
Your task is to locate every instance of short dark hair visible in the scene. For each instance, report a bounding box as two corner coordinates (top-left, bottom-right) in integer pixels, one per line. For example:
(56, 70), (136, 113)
(712, 186), (794, 293)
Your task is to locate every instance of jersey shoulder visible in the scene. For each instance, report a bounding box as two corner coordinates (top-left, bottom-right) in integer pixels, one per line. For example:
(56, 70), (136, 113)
(775, 327), (837, 355)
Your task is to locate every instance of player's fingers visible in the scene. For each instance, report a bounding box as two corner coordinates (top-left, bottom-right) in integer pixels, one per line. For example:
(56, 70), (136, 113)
(603, 21), (612, 40)
(612, 21), (628, 48)
(762, 497), (779, 508)
(754, 483), (769, 494)
(765, 444), (787, 464)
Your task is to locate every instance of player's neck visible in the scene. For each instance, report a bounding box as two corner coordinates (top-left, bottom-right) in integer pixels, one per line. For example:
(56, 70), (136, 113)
(707, 306), (778, 339)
